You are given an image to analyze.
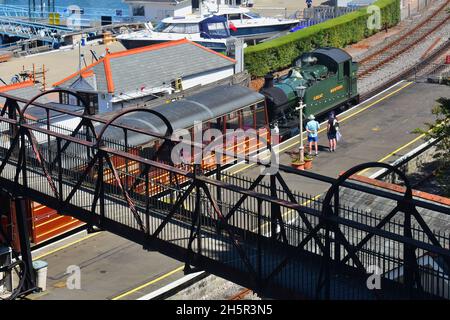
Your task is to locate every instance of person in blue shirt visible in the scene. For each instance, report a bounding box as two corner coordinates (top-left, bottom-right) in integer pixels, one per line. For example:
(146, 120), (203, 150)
(306, 114), (320, 156)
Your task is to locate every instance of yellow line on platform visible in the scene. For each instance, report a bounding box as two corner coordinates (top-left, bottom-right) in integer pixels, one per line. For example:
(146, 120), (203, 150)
(377, 134), (426, 163)
(230, 81), (414, 175)
(111, 265), (185, 300)
(33, 232), (100, 260)
(358, 132), (426, 176)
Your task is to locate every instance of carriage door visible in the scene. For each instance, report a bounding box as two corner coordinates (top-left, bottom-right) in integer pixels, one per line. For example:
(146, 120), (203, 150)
(344, 61), (351, 96)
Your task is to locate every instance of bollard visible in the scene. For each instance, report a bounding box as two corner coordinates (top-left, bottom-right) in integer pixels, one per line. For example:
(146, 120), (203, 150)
(32, 260), (48, 292)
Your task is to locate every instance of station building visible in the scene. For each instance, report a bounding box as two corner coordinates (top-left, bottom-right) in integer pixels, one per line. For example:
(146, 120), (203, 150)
(53, 39), (237, 113)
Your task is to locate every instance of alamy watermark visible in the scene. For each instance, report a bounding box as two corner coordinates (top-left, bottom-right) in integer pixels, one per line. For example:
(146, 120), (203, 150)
(170, 121), (281, 175)
(66, 265), (81, 290)
(367, 5), (382, 30)
(366, 265), (382, 290)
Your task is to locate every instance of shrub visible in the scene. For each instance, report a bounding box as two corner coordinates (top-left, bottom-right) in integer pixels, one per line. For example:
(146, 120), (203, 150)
(244, 0), (401, 76)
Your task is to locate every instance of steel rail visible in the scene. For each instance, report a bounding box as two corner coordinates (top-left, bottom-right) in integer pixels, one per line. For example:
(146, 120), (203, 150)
(358, 0), (450, 77)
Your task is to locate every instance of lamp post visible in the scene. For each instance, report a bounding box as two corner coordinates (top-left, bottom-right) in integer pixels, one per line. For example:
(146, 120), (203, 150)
(295, 85), (306, 163)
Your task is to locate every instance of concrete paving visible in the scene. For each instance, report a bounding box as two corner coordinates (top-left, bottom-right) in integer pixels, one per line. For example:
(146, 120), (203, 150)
(29, 231), (183, 300)
(0, 41), (125, 87)
(227, 81), (449, 197)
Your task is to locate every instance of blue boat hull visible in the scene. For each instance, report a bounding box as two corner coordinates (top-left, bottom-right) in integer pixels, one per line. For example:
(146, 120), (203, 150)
(119, 38), (228, 52)
(230, 23), (298, 39)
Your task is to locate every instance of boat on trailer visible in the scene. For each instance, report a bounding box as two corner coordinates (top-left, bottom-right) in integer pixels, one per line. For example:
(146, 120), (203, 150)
(117, 15), (232, 52)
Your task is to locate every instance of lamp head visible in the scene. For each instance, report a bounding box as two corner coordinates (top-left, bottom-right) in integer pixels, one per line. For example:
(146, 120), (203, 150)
(296, 85), (306, 100)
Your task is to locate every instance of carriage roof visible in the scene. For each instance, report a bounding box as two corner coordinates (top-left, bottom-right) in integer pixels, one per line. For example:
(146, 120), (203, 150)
(99, 84), (265, 147)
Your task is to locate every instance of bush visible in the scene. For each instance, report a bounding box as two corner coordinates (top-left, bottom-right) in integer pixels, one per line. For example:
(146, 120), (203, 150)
(244, 0), (401, 76)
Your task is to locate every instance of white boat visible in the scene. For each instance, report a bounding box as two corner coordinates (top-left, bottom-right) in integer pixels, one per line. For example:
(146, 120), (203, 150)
(117, 14), (232, 52)
(205, 2), (300, 40)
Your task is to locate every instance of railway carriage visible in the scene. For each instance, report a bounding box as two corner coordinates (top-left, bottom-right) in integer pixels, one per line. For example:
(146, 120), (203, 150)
(94, 84), (270, 194)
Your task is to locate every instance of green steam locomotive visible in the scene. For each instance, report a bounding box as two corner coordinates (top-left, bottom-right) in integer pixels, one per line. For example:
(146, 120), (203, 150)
(260, 47), (359, 139)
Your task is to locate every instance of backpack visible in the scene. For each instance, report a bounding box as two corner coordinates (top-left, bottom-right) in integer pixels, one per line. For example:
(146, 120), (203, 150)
(334, 119), (340, 131)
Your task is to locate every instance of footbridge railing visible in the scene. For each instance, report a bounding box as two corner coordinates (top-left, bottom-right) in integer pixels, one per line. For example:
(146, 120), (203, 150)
(0, 90), (449, 299)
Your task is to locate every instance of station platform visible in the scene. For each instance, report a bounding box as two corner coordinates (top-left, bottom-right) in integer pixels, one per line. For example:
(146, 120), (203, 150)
(226, 81), (449, 196)
(27, 80), (449, 300)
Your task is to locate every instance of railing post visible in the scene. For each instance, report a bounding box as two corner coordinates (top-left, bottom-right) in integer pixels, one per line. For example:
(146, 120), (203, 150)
(99, 152), (105, 223)
(270, 174), (279, 240)
(14, 196), (37, 292)
(145, 167), (150, 237)
(46, 108), (51, 170)
(216, 163), (222, 214)
(56, 137), (63, 203)
(123, 128), (129, 191)
(257, 198), (262, 287)
(403, 208), (416, 298)
(194, 164), (202, 258)
(334, 188), (341, 265)
(20, 130), (27, 189)
(324, 214), (331, 300)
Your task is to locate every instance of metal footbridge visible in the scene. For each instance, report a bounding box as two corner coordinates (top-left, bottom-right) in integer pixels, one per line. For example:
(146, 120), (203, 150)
(0, 4), (135, 44)
(0, 16), (73, 43)
(0, 90), (449, 299)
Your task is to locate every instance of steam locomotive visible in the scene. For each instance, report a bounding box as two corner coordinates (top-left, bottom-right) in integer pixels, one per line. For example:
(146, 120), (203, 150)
(261, 47), (359, 140)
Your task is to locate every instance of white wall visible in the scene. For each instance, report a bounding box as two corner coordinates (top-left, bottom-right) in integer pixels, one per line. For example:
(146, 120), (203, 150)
(181, 67), (235, 90)
(98, 93), (114, 114)
(130, 2), (193, 22)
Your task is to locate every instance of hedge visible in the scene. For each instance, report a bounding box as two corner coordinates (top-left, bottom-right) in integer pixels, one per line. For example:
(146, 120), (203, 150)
(244, 0), (401, 76)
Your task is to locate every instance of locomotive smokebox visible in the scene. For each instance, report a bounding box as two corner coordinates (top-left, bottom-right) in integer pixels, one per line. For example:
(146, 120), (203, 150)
(263, 73), (274, 88)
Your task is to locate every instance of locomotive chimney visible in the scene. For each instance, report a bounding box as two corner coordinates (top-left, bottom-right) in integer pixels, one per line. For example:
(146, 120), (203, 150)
(264, 73), (274, 88)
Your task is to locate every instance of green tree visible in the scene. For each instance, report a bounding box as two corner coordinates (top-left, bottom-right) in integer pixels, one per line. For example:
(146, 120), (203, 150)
(423, 97), (450, 195)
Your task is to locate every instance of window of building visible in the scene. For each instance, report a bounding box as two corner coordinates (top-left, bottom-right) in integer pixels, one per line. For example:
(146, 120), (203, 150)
(132, 5), (145, 17)
(77, 92), (99, 114)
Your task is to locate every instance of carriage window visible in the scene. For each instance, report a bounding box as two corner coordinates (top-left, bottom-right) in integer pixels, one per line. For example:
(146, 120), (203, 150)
(226, 111), (240, 130)
(209, 117), (224, 133)
(242, 106), (255, 129)
(255, 103), (268, 127)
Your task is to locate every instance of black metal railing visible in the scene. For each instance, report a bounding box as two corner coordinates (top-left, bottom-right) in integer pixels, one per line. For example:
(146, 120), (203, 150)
(1, 90), (449, 300)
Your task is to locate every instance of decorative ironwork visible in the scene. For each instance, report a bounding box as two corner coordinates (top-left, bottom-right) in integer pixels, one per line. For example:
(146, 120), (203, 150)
(0, 91), (449, 299)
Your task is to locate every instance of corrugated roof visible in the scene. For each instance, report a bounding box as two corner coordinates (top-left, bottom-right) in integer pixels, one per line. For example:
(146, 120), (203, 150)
(54, 39), (236, 95)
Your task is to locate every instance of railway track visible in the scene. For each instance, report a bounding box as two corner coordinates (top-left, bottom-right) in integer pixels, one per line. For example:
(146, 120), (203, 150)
(229, 288), (253, 300)
(357, 0), (450, 78)
(359, 39), (450, 101)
